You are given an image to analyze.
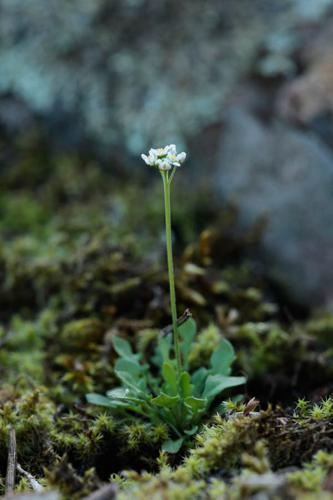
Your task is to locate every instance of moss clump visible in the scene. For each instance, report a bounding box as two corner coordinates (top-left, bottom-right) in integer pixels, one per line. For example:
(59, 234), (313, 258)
(260, 403), (333, 469)
(1, 142), (333, 497)
(44, 456), (100, 499)
(174, 415), (260, 480)
(287, 450), (333, 494)
(59, 319), (106, 352)
(0, 388), (55, 475)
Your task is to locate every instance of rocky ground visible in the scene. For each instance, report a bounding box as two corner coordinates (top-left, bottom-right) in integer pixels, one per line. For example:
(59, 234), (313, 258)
(0, 143), (332, 499)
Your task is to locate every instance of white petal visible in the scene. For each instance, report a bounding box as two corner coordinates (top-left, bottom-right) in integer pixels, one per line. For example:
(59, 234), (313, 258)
(156, 148), (165, 157)
(166, 144), (177, 155)
(149, 148), (157, 156)
(157, 159), (172, 171)
(176, 152), (186, 163)
(141, 154), (150, 164)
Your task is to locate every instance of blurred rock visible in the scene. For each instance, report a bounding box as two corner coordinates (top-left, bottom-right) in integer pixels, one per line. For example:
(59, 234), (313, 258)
(0, 0), (300, 156)
(216, 108), (333, 308)
(278, 19), (333, 124)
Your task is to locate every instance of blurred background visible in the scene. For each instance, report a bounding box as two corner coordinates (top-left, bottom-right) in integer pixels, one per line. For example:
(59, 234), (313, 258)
(1, 0), (333, 314)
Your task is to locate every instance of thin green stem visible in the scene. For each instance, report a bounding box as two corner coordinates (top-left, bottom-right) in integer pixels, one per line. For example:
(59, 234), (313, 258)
(161, 171), (182, 375)
(168, 167), (177, 184)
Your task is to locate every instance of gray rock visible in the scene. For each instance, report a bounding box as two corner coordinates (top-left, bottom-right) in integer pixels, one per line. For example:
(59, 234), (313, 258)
(216, 108), (333, 308)
(0, 0), (295, 155)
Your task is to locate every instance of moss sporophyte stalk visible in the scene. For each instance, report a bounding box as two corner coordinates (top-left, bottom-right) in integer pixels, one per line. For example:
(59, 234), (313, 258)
(86, 145), (246, 453)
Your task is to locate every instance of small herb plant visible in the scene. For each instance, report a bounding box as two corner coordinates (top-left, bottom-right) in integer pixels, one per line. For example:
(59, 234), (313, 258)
(87, 145), (246, 452)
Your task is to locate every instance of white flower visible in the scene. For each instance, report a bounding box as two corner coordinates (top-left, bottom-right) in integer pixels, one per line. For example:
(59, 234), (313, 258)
(157, 158), (172, 171)
(141, 144), (187, 171)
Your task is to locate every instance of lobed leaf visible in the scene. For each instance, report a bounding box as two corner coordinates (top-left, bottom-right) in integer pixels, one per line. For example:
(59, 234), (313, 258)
(112, 336), (133, 358)
(203, 374), (246, 404)
(191, 367), (208, 397)
(162, 437), (184, 454)
(115, 370), (147, 394)
(210, 338), (236, 376)
(158, 334), (172, 363)
(115, 358), (145, 377)
(179, 371), (193, 398)
(178, 318), (197, 369)
(184, 425), (199, 436)
(106, 387), (129, 399)
(162, 362), (178, 396)
(184, 396), (207, 413)
(151, 392), (180, 408)
(86, 393), (129, 409)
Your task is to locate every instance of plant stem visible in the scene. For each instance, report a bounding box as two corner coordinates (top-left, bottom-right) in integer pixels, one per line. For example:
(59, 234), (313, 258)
(161, 171), (182, 375)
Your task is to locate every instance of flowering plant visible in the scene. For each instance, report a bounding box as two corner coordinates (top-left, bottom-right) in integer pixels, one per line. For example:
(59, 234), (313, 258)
(142, 144), (186, 375)
(141, 144), (186, 171)
(87, 145), (245, 453)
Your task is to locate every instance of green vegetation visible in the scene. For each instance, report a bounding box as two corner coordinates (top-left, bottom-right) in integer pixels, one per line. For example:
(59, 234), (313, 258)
(87, 318), (245, 453)
(0, 136), (332, 498)
(87, 146), (245, 453)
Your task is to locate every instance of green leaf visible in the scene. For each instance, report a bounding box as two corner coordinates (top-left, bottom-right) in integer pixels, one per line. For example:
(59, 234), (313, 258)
(151, 392), (180, 408)
(112, 336), (133, 358)
(178, 318), (197, 369)
(158, 334), (172, 363)
(184, 425), (198, 436)
(115, 358), (145, 377)
(179, 371), (193, 398)
(106, 387), (129, 399)
(203, 374), (246, 404)
(162, 437), (184, 454)
(184, 396), (207, 413)
(191, 367), (208, 397)
(106, 389), (148, 409)
(86, 393), (128, 409)
(210, 339), (236, 376)
(86, 393), (113, 407)
(162, 362), (178, 396)
(115, 370), (147, 394)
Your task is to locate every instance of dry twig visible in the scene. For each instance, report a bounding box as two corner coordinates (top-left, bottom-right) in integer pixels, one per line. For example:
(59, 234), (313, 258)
(17, 463), (44, 492)
(5, 426), (17, 495)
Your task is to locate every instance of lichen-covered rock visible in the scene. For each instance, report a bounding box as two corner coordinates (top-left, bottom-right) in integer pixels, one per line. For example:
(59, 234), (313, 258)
(0, 0), (297, 155)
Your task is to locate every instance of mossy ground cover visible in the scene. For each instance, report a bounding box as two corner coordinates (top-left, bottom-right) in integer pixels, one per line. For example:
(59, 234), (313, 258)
(0, 135), (332, 498)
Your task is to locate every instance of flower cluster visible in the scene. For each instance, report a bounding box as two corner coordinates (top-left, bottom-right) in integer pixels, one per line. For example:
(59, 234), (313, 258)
(141, 144), (186, 171)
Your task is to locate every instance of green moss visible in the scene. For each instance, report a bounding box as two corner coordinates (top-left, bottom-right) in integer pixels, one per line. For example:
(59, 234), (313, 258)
(188, 324), (221, 370)
(59, 319), (106, 352)
(0, 388), (55, 473)
(0, 193), (50, 236)
(235, 322), (290, 378)
(306, 315), (333, 343)
(241, 441), (270, 475)
(45, 456), (100, 499)
(261, 402), (333, 469)
(1, 142), (333, 497)
(294, 398), (333, 420)
(175, 415), (259, 480)
(288, 451), (333, 493)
